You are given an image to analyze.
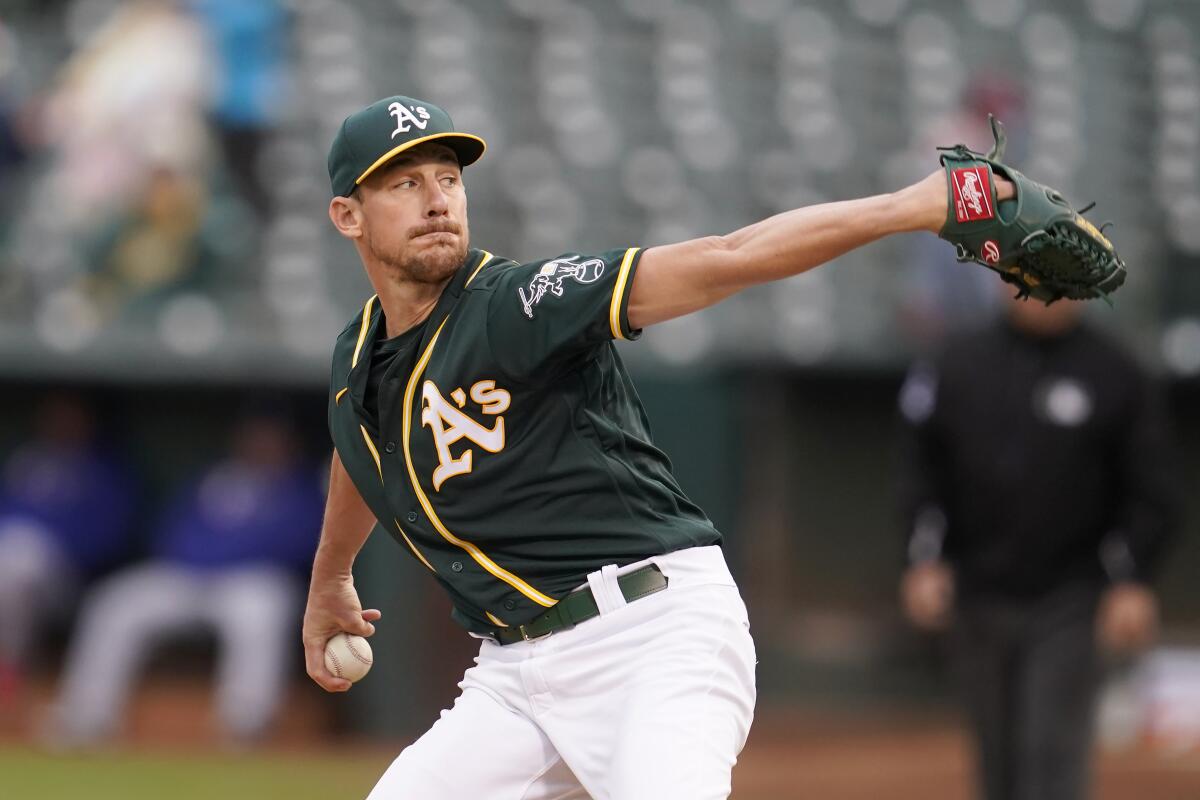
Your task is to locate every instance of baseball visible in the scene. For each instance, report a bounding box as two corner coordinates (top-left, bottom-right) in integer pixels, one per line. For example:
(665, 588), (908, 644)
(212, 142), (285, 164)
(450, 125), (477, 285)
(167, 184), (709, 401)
(324, 632), (373, 683)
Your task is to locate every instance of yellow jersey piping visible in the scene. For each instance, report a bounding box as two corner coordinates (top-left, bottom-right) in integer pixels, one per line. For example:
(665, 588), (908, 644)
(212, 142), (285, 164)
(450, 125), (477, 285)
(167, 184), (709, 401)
(608, 247), (639, 340)
(360, 425), (435, 572)
(352, 295), (377, 368)
(403, 318), (558, 607)
(464, 251), (493, 287)
(359, 424), (383, 478)
(394, 519), (436, 572)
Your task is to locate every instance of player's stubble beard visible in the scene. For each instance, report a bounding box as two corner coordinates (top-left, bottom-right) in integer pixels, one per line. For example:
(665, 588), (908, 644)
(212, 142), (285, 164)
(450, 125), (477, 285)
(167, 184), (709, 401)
(367, 219), (469, 286)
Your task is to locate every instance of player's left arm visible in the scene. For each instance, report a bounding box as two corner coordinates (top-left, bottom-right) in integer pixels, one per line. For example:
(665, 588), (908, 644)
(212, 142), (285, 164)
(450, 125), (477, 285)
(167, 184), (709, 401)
(628, 170), (1009, 329)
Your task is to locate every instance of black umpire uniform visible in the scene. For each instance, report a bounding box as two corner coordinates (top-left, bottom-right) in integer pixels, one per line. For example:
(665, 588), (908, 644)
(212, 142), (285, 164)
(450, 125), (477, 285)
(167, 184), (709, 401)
(898, 308), (1177, 800)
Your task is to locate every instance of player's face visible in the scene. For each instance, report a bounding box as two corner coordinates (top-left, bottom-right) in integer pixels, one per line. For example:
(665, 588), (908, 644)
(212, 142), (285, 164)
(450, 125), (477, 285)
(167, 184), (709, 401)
(354, 143), (470, 284)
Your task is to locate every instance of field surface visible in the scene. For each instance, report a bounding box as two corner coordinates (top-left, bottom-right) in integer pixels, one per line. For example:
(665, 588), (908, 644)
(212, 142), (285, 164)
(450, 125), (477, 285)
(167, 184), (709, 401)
(4, 716), (1198, 800)
(1, 747), (386, 799)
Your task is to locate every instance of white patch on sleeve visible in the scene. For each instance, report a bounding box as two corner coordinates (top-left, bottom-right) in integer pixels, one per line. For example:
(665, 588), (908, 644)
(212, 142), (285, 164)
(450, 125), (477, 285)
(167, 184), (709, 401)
(517, 256), (606, 319)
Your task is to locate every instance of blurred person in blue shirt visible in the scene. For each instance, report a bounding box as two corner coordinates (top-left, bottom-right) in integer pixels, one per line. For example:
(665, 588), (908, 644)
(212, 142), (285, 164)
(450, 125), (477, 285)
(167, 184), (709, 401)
(187, 0), (289, 216)
(0, 394), (134, 705)
(47, 407), (323, 746)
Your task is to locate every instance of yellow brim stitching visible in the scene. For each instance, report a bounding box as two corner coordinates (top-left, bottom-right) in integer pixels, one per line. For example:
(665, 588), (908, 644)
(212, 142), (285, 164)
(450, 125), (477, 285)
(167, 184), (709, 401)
(355, 133), (488, 187)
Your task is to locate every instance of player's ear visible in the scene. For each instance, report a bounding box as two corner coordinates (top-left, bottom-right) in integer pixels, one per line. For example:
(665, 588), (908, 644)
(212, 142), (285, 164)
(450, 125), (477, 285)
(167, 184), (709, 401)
(329, 195), (364, 239)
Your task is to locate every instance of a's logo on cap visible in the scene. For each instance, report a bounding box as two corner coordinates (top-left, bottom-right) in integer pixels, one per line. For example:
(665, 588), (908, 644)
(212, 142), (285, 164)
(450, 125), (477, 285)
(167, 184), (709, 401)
(389, 101), (431, 139)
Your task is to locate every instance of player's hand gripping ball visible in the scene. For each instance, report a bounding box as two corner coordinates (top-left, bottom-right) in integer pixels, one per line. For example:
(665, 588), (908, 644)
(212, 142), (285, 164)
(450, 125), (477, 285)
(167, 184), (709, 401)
(937, 115), (1126, 305)
(324, 632), (373, 683)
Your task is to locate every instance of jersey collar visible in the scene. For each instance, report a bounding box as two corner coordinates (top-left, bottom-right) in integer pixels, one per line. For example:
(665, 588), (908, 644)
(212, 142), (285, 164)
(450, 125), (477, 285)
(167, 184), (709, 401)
(344, 249), (489, 419)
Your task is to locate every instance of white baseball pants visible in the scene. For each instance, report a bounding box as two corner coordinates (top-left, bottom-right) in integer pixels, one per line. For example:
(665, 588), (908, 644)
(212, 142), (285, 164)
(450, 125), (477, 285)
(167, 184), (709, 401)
(367, 545), (757, 800)
(0, 520), (77, 667)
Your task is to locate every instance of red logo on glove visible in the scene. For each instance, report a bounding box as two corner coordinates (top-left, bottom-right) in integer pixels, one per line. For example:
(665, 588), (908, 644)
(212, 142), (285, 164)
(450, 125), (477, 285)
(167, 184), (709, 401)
(982, 240), (1001, 264)
(952, 167), (995, 223)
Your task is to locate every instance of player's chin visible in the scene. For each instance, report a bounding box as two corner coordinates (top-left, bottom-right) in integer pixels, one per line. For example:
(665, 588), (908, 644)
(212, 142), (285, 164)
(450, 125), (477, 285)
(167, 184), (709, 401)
(410, 245), (468, 283)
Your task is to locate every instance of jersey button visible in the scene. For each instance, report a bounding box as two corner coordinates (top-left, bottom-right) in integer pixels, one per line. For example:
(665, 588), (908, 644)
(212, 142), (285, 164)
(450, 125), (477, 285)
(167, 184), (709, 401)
(406, 511), (418, 523)
(503, 599), (516, 611)
(384, 441), (397, 454)
(451, 561), (464, 573)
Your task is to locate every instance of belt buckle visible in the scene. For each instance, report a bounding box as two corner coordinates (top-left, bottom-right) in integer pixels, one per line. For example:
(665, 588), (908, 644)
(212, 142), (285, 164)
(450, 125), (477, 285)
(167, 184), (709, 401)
(518, 623), (551, 643)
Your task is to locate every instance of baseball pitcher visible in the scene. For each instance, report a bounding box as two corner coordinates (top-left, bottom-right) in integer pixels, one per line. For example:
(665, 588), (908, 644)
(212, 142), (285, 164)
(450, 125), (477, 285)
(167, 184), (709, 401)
(301, 95), (1122, 799)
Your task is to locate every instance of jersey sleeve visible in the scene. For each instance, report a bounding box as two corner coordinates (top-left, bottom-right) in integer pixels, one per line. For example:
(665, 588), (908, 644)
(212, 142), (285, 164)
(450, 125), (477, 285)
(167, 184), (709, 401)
(485, 247), (642, 378)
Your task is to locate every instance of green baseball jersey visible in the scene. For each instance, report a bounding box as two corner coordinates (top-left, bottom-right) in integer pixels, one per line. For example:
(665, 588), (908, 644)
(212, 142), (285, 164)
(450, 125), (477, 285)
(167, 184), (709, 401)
(328, 247), (721, 633)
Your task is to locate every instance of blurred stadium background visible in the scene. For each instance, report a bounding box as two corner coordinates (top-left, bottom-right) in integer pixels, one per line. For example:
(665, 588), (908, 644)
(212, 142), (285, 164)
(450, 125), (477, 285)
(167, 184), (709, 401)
(2, 0), (1200, 797)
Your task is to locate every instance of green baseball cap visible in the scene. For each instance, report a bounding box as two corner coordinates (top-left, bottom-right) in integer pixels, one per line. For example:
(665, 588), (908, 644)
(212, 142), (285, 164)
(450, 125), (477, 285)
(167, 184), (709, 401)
(327, 95), (487, 197)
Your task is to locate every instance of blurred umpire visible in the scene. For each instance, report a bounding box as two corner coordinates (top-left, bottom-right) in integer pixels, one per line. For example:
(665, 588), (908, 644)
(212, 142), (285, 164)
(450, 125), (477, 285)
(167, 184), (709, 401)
(897, 294), (1179, 800)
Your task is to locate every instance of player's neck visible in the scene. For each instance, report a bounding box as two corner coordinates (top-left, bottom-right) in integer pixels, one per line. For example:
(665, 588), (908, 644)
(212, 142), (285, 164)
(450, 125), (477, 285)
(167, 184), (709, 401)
(373, 275), (449, 338)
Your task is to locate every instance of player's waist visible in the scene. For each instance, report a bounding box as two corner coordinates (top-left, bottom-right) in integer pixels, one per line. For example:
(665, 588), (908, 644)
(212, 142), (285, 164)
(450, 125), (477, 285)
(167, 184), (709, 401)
(486, 545), (735, 645)
(607, 544), (735, 590)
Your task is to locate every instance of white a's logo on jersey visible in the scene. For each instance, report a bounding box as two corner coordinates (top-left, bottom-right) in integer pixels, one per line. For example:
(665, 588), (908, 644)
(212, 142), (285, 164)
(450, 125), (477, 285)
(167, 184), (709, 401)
(389, 102), (431, 139)
(421, 379), (511, 490)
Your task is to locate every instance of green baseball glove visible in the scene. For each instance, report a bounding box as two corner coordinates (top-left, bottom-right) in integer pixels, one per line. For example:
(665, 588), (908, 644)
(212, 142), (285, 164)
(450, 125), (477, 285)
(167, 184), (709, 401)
(937, 116), (1126, 304)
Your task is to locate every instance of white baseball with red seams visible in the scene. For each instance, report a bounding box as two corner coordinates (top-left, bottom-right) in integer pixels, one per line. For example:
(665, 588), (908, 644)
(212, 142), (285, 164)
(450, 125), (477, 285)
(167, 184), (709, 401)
(324, 632), (373, 682)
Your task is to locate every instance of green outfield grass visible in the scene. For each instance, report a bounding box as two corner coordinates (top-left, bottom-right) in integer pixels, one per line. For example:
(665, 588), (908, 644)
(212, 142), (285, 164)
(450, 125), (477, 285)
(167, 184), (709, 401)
(0, 746), (394, 800)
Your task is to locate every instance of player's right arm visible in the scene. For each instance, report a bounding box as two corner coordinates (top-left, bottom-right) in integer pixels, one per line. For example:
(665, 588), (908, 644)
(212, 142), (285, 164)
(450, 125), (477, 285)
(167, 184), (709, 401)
(302, 451), (382, 692)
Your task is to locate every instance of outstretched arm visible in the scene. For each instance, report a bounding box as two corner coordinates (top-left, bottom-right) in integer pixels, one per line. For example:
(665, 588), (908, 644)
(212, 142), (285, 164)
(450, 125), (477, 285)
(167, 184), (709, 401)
(628, 170), (967, 329)
(302, 451), (382, 692)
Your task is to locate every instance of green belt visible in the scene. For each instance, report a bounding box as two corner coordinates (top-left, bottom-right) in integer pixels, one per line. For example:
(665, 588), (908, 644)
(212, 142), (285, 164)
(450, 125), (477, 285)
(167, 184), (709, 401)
(492, 564), (668, 645)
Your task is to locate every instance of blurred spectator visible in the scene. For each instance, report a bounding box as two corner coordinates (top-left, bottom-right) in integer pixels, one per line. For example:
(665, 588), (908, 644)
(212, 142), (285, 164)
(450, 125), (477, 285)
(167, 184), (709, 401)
(45, 409), (323, 747)
(0, 394), (135, 705)
(36, 0), (214, 235)
(897, 294), (1179, 800)
(187, 0), (290, 216)
(7, 0), (217, 322)
(83, 164), (215, 321)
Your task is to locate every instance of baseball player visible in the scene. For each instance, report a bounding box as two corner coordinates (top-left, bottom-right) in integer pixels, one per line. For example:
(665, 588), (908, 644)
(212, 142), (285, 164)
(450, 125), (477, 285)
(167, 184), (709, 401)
(302, 94), (1015, 799)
